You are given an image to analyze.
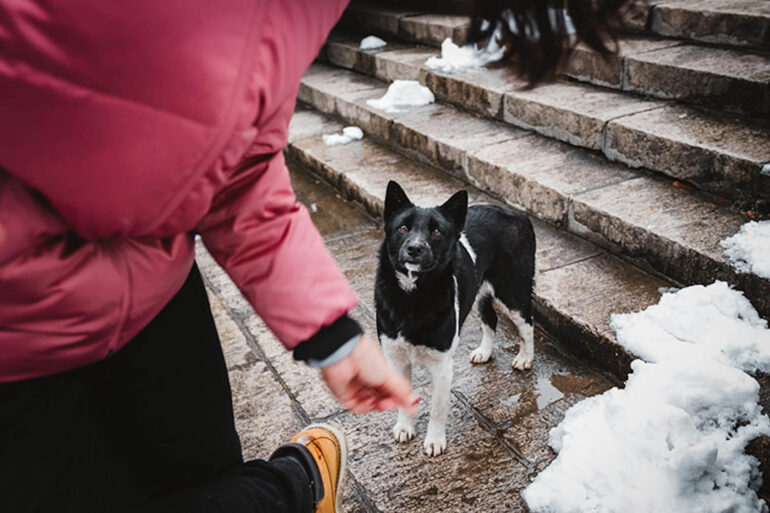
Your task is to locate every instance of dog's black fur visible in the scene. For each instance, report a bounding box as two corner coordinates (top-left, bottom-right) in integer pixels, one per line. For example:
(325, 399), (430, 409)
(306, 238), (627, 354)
(375, 181), (536, 354)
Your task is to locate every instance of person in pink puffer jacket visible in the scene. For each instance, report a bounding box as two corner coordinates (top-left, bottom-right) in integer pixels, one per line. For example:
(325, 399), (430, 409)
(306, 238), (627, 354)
(0, 1), (416, 512)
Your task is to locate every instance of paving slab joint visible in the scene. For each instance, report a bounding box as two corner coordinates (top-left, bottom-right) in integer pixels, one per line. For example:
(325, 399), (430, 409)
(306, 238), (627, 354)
(451, 389), (534, 471)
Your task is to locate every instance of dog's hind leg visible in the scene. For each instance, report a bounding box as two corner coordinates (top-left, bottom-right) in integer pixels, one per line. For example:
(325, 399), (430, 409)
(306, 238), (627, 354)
(510, 310), (534, 371)
(424, 351), (453, 457)
(381, 335), (416, 443)
(470, 287), (497, 364)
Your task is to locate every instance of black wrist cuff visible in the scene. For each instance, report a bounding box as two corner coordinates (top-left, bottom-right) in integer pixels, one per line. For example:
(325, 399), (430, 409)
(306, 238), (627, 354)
(293, 314), (363, 363)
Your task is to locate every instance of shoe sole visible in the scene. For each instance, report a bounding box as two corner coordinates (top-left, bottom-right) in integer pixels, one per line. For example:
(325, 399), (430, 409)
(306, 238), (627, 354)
(305, 422), (348, 513)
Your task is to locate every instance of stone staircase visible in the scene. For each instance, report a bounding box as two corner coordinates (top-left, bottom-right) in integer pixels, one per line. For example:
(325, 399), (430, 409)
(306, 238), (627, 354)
(284, 0), (769, 379)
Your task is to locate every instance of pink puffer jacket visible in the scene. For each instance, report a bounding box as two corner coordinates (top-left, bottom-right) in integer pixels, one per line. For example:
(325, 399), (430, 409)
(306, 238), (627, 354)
(0, 0), (356, 382)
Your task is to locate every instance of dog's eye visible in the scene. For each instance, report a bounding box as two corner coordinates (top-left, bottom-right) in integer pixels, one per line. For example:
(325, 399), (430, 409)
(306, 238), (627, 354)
(399, 225), (409, 233)
(432, 228), (441, 236)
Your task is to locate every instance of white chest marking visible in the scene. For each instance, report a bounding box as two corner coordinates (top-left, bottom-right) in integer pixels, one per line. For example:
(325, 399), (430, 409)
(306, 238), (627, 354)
(459, 233), (476, 265)
(396, 263), (422, 292)
(396, 270), (417, 292)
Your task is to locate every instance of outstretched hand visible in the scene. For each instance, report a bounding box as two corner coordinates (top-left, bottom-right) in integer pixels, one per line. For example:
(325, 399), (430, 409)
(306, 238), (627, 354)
(321, 334), (419, 415)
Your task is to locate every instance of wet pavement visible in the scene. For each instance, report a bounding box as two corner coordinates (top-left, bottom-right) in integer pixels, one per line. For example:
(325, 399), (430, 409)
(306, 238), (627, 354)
(196, 164), (615, 512)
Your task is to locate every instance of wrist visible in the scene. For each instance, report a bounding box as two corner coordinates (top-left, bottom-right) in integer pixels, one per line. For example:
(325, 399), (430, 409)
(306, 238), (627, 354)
(292, 314), (363, 363)
(306, 334), (361, 368)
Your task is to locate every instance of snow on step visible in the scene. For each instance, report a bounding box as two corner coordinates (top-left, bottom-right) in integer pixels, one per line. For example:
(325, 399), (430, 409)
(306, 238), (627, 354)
(322, 126), (364, 146)
(366, 80), (434, 112)
(524, 282), (770, 513)
(722, 221), (770, 280)
(424, 36), (503, 73)
(360, 35), (386, 50)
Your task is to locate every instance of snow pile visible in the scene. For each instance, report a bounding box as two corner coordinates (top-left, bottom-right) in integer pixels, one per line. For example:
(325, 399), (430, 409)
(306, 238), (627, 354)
(424, 20), (508, 74)
(366, 81), (434, 113)
(721, 221), (770, 279)
(322, 126), (364, 146)
(523, 282), (770, 513)
(360, 35), (387, 50)
(424, 36), (504, 73)
(611, 281), (770, 373)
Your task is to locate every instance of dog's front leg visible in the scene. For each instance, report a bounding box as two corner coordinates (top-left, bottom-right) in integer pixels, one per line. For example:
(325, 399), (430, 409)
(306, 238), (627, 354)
(424, 353), (453, 457)
(381, 336), (416, 443)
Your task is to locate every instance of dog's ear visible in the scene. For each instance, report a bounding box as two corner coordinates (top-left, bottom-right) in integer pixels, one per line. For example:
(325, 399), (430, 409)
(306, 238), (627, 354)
(439, 190), (468, 231)
(384, 181), (413, 224)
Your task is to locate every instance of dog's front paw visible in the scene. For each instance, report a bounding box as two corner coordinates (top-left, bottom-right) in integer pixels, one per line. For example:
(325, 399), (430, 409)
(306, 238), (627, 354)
(393, 421), (416, 443)
(423, 432), (447, 457)
(512, 350), (534, 371)
(470, 346), (492, 364)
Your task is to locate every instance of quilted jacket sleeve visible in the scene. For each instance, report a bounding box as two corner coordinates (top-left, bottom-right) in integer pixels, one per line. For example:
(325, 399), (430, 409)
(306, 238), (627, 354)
(196, 148), (360, 357)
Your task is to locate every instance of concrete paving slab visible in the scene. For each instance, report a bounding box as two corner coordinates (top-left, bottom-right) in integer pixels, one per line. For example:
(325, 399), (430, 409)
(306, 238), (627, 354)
(535, 253), (666, 379)
(207, 288), (259, 372)
(289, 164), (379, 239)
(399, 14), (471, 46)
(339, 4), (423, 37)
(203, 279), (306, 459)
(332, 404), (532, 513)
(425, 66), (521, 119)
(503, 80), (665, 149)
(370, 46), (436, 83)
(451, 314), (612, 428)
(623, 43), (770, 115)
(390, 102), (528, 177)
(324, 36), (379, 77)
(571, 175), (748, 285)
(565, 36), (683, 88)
(299, 66), (381, 114)
(605, 105), (770, 198)
(288, 105), (345, 145)
(651, 0), (770, 50)
(531, 218), (603, 272)
(468, 136), (637, 226)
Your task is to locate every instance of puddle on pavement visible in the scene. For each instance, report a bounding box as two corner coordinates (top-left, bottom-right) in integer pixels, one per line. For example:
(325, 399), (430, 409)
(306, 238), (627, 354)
(287, 163), (376, 238)
(502, 371), (606, 421)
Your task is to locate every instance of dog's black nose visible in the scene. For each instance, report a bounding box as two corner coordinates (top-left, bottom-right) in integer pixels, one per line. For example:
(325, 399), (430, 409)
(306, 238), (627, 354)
(406, 244), (424, 257)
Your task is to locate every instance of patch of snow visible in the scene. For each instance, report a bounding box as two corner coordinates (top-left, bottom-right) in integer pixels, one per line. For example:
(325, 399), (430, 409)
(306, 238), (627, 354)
(762, 163), (770, 176)
(425, 34), (505, 73)
(524, 358), (770, 513)
(366, 81), (434, 113)
(322, 126), (364, 146)
(611, 282), (770, 374)
(524, 282), (770, 513)
(722, 221), (770, 279)
(360, 35), (386, 50)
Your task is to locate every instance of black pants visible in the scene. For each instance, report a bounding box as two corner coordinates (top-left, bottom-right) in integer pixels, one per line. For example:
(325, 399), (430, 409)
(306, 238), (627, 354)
(0, 264), (314, 513)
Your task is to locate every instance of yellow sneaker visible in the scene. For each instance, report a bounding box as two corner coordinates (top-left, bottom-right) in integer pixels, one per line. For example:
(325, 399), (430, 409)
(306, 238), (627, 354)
(291, 423), (348, 513)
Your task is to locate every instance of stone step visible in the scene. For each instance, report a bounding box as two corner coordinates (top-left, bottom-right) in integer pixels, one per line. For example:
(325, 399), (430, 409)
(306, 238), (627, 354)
(285, 104), (671, 381)
(649, 0), (770, 51)
(337, 4), (770, 117)
(320, 35), (770, 205)
(297, 63), (770, 319)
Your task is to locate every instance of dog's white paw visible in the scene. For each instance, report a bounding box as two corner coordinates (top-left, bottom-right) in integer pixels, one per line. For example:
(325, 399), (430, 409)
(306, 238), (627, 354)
(393, 421), (415, 443)
(423, 432), (447, 457)
(470, 346), (492, 364)
(512, 351), (534, 371)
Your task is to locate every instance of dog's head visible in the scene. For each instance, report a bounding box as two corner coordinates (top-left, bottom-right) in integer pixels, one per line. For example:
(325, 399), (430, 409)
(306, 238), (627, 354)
(383, 181), (468, 275)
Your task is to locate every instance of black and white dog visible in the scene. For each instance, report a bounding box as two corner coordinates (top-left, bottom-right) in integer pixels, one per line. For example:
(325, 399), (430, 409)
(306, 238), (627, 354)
(375, 181), (536, 456)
